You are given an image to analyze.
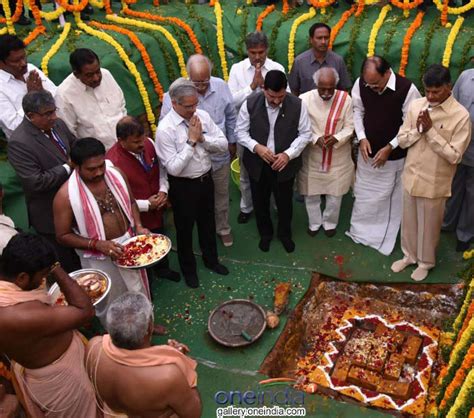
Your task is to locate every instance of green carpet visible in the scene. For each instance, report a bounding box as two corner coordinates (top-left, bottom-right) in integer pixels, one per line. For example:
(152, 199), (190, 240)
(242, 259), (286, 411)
(0, 155), (468, 416)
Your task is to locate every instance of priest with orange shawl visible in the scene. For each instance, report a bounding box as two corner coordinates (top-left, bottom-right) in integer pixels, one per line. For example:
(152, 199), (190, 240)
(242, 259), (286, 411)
(0, 233), (101, 417)
(297, 68), (354, 237)
(86, 292), (201, 418)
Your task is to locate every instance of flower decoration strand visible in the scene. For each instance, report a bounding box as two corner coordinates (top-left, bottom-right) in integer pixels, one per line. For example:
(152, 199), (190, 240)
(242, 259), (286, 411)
(451, 278), (474, 339)
(441, 0), (449, 25)
(399, 10), (425, 76)
(90, 21), (164, 101)
(446, 367), (474, 418)
(75, 13), (156, 134)
(1, 0), (15, 34)
(390, 0), (423, 10)
(367, 4), (391, 56)
(433, 0), (474, 16)
(355, 0), (365, 17)
(106, 14), (187, 78)
(24, 0), (46, 45)
(442, 16), (464, 68)
(256, 5), (275, 31)
(0, 0), (23, 25)
(214, 0), (229, 80)
(122, 6), (202, 54)
(57, 0), (88, 13)
(40, 7), (66, 22)
(41, 22), (71, 77)
(329, 4), (356, 49)
(282, 0), (290, 14)
(288, 7), (317, 72)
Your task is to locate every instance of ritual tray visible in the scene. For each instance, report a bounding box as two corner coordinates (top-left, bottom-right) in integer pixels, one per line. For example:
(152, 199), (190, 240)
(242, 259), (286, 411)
(208, 299), (267, 347)
(115, 234), (172, 270)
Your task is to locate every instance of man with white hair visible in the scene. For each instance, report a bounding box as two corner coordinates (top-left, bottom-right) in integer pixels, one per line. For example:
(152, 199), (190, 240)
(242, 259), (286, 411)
(155, 78), (229, 288)
(161, 55), (237, 247)
(298, 67), (354, 237)
(86, 292), (201, 417)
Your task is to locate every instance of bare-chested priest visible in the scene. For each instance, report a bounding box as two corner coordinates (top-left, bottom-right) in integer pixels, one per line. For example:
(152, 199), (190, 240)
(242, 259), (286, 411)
(86, 292), (201, 418)
(0, 233), (100, 417)
(53, 137), (163, 330)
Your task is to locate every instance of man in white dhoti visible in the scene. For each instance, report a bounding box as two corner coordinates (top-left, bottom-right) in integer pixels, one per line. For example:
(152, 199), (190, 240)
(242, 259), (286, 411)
(298, 67), (354, 237)
(53, 137), (155, 328)
(346, 56), (420, 255)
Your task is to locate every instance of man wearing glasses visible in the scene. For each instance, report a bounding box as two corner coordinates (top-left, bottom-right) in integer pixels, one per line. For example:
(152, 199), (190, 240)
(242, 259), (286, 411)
(160, 54), (237, 248)
(7, 90), (81, 271)
(346, 56), (420, 256)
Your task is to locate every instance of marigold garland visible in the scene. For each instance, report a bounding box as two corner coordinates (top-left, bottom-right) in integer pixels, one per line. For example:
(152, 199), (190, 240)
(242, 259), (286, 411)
(446, 367), (474, 418)
(74, 13), (156, 134)
(105, 14), (187, 78)
(122, 6), (202, 54)
(40, 7), (66, 22)
(439, 343), (474, 414)
(399, 10), (424, 76)
(390, 0), (423, 10)
(0, 27), (7, 35)
(355, 0), (365, 17)
(23, 27), (45, 45)
(41, 22), (71, 77)
(367, 4), (391, 56)
(465, 249), (474, 260)
(288, 7), (316, 72)
(282, 0), (290, 14)
(452, 278), (474, 339)
(89, 0), (105, 8)
(0, 0), (23, 25)
(329, 4), (356, 49)
(310, 0), (335, 14)
(456, 300), (474, 344)
(1, 0), (15, 34)
(256, 5), (275, 31)
(29, 0), (45, 29)
(441, 0), (449, 25)
(214, 0), (229, 80)
(433, 0), (474, 15)
(57, 0), (88, 12)
(442, 16), (464, 68)
(90, 21), (164, 101)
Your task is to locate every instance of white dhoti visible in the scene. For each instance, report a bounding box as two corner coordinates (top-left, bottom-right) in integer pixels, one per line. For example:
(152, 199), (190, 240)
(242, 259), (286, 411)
(237, 144), (253, 214)
(346, 154), (404, 256)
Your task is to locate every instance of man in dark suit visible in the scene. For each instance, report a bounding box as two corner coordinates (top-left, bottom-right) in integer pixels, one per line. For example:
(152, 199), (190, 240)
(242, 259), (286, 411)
(236, 70), (312, 253)
(7, 90), (80, 272)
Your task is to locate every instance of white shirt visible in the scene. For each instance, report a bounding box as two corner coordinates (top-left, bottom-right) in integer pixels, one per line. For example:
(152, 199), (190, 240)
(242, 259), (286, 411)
(0, 64), (57, 139)
(228, 57), (286, 109)
(236, 98), (312, 160)
(351, 70), (421, 148)
(127, 138), (169, 212)
(0, 213), (17, 255)
(155, 108), (228, 179)
(55, 69), (127, 150)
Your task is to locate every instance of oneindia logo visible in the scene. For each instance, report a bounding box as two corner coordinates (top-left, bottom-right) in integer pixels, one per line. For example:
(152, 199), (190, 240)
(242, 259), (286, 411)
(214, 388), (304, 406)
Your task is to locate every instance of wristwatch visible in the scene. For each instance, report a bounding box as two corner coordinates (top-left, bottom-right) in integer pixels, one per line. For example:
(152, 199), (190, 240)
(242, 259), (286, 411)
(186, 139), (197, 148)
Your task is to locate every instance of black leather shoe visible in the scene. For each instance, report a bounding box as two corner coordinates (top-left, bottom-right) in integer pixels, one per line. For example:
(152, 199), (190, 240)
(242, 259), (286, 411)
(280, 238), (295, 253)
(184, 274), (199, 288)
(237, 211), (252, 224)
(456, 239), (470, 252)
(17, 15), (32, 25)
(324, 228), (337, 238)
(259, 238), (271, 252)
(204, 263), (229, 275)
(156, 268), (181, 282)
(307, 228), (319, 237)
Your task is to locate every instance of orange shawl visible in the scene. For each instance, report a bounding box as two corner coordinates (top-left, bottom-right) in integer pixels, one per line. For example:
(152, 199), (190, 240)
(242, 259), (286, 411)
(102, 335), (198, 388)
(0, 281), (51, 307)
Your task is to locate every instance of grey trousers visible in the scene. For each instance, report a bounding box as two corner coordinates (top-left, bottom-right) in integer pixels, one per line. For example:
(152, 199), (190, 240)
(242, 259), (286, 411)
(443, 163), (474, 243)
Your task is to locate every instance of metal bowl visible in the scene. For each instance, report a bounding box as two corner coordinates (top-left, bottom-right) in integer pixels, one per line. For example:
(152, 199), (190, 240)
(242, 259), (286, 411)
(48, 269), (111, 312)
(115, 234), (172, 270)
(208, 299), (267, 347)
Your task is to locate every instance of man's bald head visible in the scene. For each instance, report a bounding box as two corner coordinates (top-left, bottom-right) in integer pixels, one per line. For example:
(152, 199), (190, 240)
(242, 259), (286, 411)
(313, 67), (339, 101)
(361, 55), (391, 93)
(186, 54), (212, 95)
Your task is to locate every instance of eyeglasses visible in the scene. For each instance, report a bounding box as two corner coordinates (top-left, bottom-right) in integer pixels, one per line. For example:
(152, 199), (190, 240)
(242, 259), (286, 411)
(192, 79), (210, 86)
(177, 101), (198, 110)
(35, 107), (58, 118)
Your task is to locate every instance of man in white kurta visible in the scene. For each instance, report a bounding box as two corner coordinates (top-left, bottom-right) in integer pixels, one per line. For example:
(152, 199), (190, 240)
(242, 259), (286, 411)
(298, 68), (354, 237)
(55, 48), (126, 150)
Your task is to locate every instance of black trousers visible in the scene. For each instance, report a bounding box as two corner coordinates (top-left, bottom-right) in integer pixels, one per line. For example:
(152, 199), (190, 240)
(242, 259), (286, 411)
(249, 164), (295, 240)
(168, 172), (218, 276)
(40, 233), (81, 273)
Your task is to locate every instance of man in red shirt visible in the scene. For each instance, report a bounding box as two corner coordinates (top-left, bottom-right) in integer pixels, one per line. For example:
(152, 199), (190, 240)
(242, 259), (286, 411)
(106, 116), (180, 285)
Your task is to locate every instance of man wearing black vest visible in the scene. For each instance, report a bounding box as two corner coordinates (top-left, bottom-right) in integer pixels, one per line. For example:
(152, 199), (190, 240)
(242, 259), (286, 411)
(346, 56), (420, 256)
(236, 70), (311, 253)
